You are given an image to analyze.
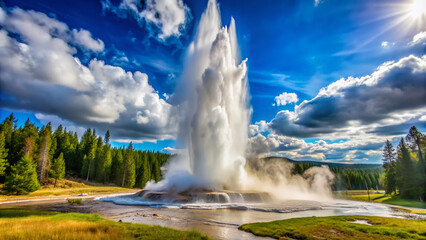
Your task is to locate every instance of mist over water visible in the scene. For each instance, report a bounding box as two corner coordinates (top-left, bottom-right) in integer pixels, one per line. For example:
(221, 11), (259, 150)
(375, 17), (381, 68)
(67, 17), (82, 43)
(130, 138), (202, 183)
(146, 0), (334, 200)
(245, 157), (334, 201)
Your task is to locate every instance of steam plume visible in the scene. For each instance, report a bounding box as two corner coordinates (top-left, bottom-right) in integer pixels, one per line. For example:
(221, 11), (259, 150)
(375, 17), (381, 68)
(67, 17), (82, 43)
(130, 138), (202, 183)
(147, 0), (249, 192)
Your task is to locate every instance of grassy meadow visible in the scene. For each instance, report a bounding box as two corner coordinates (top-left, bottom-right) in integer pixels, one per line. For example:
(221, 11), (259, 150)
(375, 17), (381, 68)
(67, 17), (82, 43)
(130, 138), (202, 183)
(239, 215), (426, 240)
(0, 208), (209, 240)
(335, 190), (426, 214)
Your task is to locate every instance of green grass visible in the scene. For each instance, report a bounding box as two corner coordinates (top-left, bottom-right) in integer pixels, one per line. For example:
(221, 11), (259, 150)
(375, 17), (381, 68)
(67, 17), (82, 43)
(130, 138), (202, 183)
(335, 190), (426, 211)
(0, 179), (136, 201)
(409, 209), (426, 215)
(382, 196), (426, 209)
(67, 198), (83, 204)
(342, 193), (389, 202)
(239, 215), (426, 240)
(0, 208), (210, 240)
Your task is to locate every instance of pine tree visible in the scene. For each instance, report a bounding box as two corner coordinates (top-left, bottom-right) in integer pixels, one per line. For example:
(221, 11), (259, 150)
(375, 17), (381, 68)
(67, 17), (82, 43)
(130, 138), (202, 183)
(102, 146), (112, 183)
(83, 145), (96, 181)
(37, 123), (52, 184)
(150, 154), (161, 182)
(406, 126), (425, 199)
(385, 161), (397, 194)
(0, 113), (16, 155)
(50, 152), (65, 187)
(4, 154), (40, 194)
(66, 132), (80, 175)
(52, 125), (66, 159)
(140, 153), (151, 188)
(94, 137), (104, 181)
(382, 140), (397, 194)
(113, 150), (124, 186)
(406, 126), (425, 173)
(396, 139), (417, 199)
(135, 152), (149, 188)
(0, 132), (9, 176)
(122, 143), (135, 188)
(105, 130), (110, 145)
(81, 154), (88, 178)
(382, 140), (396, 168)
(10, 119), (38, 165)
(97, 132), (112, 183)
(80, 129), (97, 181)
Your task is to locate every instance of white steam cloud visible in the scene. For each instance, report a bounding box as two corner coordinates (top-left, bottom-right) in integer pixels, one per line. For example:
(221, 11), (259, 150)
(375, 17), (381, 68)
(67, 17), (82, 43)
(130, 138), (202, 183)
(246, 157), (334, 200)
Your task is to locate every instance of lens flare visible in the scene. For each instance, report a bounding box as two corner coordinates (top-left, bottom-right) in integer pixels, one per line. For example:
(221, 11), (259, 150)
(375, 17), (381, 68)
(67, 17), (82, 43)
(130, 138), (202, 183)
(409, 0), (426, 18)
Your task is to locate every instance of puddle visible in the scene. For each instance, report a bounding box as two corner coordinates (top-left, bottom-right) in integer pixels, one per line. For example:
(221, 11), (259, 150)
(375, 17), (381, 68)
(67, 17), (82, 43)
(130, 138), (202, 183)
(350, 219), (372, 225)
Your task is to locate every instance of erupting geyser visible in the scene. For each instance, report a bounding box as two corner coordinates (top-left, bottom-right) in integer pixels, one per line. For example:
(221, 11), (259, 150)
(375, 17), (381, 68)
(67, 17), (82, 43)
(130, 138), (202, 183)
(140, 0), (334, 203)
(142, 0), (254, 201)
(185, 0), (250, 191)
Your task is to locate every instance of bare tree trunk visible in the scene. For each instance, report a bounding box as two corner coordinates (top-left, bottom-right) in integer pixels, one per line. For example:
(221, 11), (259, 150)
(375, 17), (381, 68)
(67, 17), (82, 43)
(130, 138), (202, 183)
(365, 182), (370, 201)
(416, 142), (425, 175)
(121, 155), (127, 187)
(121, 171), (126, 187)
(38, 139), (49, 184)
(86, 159), (91, 181)
(23, 138), (34, 157)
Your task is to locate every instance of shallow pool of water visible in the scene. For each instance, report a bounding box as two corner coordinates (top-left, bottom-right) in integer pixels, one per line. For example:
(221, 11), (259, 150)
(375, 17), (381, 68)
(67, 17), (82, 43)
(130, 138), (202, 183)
(99, 196), (422, 240)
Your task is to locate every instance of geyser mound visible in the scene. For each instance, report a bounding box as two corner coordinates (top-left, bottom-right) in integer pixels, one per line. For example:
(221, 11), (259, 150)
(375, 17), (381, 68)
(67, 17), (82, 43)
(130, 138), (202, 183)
(137, 190), (272, 204)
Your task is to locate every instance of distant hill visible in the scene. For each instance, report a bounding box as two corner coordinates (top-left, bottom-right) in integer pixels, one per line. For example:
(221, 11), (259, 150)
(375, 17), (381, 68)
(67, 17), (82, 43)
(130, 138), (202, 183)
(263, 156), (382, 169)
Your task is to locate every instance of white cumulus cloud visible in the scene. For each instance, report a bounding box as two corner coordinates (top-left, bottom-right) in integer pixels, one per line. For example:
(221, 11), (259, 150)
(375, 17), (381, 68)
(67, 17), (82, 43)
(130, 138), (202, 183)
(249, 54), (426, 163)
(268, 55), (426, 138)
(102, 0), (191, 41)
(274, 92), (298, 106)
(381, 41), (394, 48)
(71, 29), (105, 52)
(0, 7), (176, 141)
(410, 31), (426, 46)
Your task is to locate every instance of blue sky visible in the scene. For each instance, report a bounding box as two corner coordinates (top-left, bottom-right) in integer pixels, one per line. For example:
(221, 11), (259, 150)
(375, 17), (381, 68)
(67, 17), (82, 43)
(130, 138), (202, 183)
(0, 0), (425, 163)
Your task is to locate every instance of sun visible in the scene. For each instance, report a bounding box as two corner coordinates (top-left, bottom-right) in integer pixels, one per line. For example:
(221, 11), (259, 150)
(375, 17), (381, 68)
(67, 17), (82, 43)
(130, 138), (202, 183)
(389, 0), (426, 33)
(409, 0), (426, 19)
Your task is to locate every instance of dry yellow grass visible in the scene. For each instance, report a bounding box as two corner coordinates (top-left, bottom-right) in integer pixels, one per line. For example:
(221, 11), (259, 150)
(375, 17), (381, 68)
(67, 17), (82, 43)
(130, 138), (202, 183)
(0, 179), (137, 201)
(0, 218), (121, 240)
(399, 208), (426, 215)
(0, 209), (209, 240)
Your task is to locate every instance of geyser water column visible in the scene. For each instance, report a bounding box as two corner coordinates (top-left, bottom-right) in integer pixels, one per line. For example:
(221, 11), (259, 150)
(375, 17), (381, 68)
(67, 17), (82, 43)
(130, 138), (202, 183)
(147, 0), (250, 193)
(187, 0), (249, 190)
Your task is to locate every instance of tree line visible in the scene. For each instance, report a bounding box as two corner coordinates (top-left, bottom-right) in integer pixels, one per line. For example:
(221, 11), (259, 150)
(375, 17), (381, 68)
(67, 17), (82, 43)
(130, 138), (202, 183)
(0, 113), (169, 194)
(332, 168), (383, 191)
(382, 126), (425, 201)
